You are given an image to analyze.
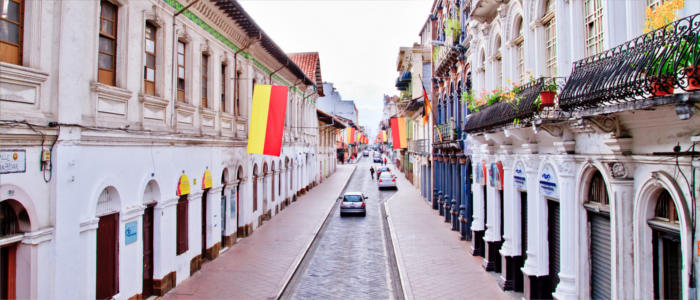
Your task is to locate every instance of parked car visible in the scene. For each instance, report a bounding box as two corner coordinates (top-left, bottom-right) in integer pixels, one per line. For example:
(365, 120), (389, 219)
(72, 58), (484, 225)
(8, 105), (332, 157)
(377, 173), (397, 190)
(363, 150), (369, 156)
(339, 192), (367, 216)
(373, 154), (382, 163)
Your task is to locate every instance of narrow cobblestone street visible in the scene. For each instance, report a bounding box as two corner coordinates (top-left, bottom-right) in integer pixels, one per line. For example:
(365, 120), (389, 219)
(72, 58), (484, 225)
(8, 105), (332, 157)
(283, 154), (401, 300)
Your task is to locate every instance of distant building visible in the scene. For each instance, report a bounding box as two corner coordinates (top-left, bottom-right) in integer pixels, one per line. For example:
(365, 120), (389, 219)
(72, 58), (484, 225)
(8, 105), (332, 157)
(318, 82), (358, 124)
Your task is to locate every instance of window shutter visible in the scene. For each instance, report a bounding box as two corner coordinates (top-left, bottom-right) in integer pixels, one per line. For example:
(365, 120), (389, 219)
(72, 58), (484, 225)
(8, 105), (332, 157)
(176, 197), (189, 254)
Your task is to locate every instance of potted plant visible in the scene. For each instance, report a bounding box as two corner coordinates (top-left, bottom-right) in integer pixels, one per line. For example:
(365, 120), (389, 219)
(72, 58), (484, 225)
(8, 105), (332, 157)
(678, 35), (700, 91)
(539, 79), (557, 107)
(643, 0), (685, 94)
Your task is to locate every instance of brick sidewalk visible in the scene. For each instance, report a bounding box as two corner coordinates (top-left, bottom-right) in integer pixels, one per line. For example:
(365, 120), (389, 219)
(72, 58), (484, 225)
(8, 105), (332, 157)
(163, 165), (356, 300)
(385, 171), (510, 300)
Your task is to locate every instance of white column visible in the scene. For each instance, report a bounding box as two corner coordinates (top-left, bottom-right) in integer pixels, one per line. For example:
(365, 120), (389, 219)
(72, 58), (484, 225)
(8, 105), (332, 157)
(522, 156), (542, 276)
(609, 179), (635, 300)
(500, 160), (516, 257)
(553, 159), (578, 300)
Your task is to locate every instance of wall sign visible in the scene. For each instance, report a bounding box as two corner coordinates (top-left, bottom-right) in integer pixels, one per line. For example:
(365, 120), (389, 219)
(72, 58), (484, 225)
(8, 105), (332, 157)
(125, 221), (138, 245)
(0, 150), (26, 174)
(476, 161), (486, 185)
(514, 162), (526, 191)
(490, 162), (504, 190)
(539, 164), (559, 198)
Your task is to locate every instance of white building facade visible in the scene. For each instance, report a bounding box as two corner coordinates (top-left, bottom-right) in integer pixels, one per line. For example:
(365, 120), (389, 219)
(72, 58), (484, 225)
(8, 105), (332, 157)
(0, 0), (321, 299)
(461, 0), (700, 299)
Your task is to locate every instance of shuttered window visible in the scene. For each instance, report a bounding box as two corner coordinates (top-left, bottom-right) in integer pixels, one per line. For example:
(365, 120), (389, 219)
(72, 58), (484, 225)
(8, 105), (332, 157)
(201, 54), (209, 108)
(584, 0), (604, 56)
(176, 195), (188, 255)
(143, 22), (156, 96)
(0, 0), (23, 65)
(543, 0), (557, 77)
(586, 170), (611, 300)
(177, 41), (186, 102)
(221, 64), (226, 112)
(520, 191), (527, 259)
(98, 1), (117, 86)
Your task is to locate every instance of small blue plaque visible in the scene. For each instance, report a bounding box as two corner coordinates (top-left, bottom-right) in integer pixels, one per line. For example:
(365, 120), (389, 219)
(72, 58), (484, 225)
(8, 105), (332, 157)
(125, 221), (138, 245)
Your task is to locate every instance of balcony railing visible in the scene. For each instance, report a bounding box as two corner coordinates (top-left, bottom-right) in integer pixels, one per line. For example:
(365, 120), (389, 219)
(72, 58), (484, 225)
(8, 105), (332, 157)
(435, 121), (457, 142)
(464, 77), (565, 133)
(408, 139), (430, 154)
(559, 13), (700, 111)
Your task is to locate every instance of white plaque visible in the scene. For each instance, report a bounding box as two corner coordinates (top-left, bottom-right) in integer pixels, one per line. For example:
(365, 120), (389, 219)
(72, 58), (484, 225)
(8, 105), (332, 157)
(0, 150), (26, 174)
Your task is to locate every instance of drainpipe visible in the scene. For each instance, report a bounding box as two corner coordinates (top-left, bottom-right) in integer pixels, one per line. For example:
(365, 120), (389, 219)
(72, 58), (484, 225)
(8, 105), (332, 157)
(269, 60), (288, 84)
(233, 35), (259, 117)
(170, 0), (201, 128)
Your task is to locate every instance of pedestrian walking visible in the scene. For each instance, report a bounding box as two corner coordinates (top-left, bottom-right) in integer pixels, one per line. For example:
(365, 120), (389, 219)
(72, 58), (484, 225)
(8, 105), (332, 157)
(370, 166), (375, 179)
(383, 157), (387, 166)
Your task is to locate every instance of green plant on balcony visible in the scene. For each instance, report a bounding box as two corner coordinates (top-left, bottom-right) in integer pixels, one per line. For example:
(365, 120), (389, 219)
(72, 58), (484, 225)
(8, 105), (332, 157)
(444, 18), (461, 43)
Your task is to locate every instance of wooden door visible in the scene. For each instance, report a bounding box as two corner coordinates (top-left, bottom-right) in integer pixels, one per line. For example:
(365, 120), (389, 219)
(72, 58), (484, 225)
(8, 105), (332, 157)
(221, 194), (226, 242)
(202, 190), (208, 257)
(96, 213), (119, 299)
(0, 244), (17, 300)
(142, 205), (154, 298)
(236, 185), (240, 229)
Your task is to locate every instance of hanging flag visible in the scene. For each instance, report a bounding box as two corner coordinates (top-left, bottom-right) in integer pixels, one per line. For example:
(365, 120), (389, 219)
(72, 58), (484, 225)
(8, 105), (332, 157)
(390, 117), (407, 149)
(247, 84), (289, 156)
(346, 127), (356, 145)
(422, 84), (432, 126)
(382, 130), (388, 142)
(176, 174), (191, 196)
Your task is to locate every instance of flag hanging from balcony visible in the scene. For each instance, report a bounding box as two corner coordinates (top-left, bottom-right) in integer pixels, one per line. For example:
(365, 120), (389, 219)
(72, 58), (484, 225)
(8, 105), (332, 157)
(422, 85), (432, 126)
(247, 84), (289, 156)
(382, 130), (388, 143)
(346, 127), (356, 145)
(390, 117), (407, 149)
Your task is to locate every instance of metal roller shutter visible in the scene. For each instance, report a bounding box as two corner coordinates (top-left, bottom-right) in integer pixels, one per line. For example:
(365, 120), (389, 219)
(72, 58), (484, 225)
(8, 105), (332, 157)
(548, 200), (560, 293)
(589, 212), (612, 300)
(521, 192), (527, 259)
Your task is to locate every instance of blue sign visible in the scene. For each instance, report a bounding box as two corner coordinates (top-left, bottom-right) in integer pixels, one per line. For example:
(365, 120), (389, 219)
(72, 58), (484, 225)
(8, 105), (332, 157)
(539, 164), (559, 199)
(514, 162), (526, 191)
(125, 221), (138, 245)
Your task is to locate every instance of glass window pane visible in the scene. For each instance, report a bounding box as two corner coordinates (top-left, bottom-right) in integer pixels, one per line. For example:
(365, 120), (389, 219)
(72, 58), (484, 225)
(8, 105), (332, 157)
(146, 53), (155, 67)
(178, 42), (184, 53)
(177, 54), (184, 65)
(99, 36), (114, 53)
(178, 78), (185, 90)
(3, 0), (20, 23)
(99, 53), (114, 70)
(0, 20), (18, 44)
(101, 2), (115, 20)
(146, 68), (154, 81)
(145, 24), (155, 40)
(178, 67), (184, 78)
(101, 20), (114, 36)
(145, 39), (155, 53)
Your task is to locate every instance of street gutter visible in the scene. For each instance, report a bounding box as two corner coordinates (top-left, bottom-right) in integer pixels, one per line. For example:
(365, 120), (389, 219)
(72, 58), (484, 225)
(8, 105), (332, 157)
(274, 164), (357, 300)
(385, 193), (414, 300)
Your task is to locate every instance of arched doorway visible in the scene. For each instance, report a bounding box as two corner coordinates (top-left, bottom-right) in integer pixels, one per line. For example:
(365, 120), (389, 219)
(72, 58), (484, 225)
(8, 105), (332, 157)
(236, 166), (243, 233)
(0, 199), (30, 300)
(584, 170), (611, 300)
(96, 187), (121, 300)
(220, 168), (228, 247)
(262, 163), (269, 217)
(649, 190), (682, 299)
(141, 180), (159, 299)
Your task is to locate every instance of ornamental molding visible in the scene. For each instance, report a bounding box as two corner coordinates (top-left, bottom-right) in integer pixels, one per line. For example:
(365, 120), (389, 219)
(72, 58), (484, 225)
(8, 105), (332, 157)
(556, 160), (577, 177)
(609, 162), (627, 178)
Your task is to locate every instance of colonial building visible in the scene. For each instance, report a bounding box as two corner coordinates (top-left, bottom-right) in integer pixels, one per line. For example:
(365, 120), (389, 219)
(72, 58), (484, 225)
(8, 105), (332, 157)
(316, 109), (346, 180)
(428, 0), (700, 299)
(0, 0), (323, 299)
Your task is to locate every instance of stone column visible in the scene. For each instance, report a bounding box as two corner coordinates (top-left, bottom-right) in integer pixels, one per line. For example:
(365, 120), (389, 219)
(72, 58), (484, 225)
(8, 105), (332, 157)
(609, 178), (635, 300)
(499, 160), (518, 290)
(552, 159), (578, 300)
(451, 156), (460, 229)
(459, 156), (471, 240)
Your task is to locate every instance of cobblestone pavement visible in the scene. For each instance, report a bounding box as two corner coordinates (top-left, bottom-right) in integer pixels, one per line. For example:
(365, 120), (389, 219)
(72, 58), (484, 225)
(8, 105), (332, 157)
(385, 168), (512, 300)
(162, 164), (356, 300)
(283, 154), (401, 300)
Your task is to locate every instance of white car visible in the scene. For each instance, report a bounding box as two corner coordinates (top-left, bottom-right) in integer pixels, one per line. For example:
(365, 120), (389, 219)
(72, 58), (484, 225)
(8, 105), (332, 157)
(377, 173), (397, 190)
(339, 192), (367, 216)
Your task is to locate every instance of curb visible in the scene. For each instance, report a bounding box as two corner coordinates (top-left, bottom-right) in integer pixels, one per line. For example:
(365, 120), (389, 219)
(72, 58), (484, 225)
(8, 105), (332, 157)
(274, 165), (357, 300)
(384, 192), (413, 300)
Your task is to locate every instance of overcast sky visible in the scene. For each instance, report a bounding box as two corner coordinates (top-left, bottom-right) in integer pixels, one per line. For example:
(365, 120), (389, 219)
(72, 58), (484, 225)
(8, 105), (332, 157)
(239, 0), (433, 138)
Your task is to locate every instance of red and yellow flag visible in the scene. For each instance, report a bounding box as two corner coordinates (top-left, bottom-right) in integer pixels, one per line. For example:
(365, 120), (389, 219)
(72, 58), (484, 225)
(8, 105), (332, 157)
(345, 127), (356, 145)
(422, 86), (432, 126)
(390, 117), (407, 149)
(382, 130), (387, 142)
(247, 84), (289, 156)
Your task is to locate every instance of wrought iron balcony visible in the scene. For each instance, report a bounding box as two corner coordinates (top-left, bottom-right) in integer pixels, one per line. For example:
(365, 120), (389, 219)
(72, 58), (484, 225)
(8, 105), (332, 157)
(559, 13), (700, 112)
(464, 77), (565, 133)
(435, 121), (458, 142)
(408, 139), (430, 154)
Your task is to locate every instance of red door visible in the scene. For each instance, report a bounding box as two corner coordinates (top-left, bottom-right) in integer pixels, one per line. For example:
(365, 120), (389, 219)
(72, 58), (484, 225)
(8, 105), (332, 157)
(96, 213), (119, 300)
(142, 205), (154, 298)
(0, 244), (17, 300)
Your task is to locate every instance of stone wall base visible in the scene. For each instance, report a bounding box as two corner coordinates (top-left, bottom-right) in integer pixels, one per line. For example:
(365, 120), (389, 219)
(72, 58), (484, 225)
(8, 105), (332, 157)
(205, 242), (221, 260)
(153, 271), (176, 296)
(222, 232), (236, 248)
(190, 254), (203, 275)
(524, 274), (553, 300)
(499, 255), (524, 292)
(483, 240), (503, 272)
(471, 230), (486, 257)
